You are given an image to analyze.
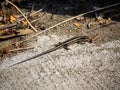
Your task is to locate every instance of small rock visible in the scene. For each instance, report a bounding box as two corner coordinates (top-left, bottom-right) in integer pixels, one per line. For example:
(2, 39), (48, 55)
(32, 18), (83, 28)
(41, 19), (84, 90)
(87, 22), (96, 28)
(40, 24), (46, 30)
(75, 16), (84, 21)
(0, 17), (3, 22)
(84, 17), (90, 22)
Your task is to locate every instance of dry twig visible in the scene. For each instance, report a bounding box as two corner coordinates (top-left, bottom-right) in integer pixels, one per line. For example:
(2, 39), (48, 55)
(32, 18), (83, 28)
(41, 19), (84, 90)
(19, 3), (120, 44)
(30, 9), (43, 16)
(90, 34), (101, 43)
(9, 46), (34, 52)
(6, 0), (38, 32)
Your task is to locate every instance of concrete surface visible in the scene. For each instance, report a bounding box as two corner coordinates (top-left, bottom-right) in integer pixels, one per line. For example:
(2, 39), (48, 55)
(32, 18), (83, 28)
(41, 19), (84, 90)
(0, 35), (120, 90)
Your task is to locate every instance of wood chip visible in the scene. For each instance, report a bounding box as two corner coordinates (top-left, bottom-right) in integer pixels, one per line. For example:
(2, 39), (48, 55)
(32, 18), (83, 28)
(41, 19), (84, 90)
(10, 15), (16, 23)
(73, 22), (83, 27)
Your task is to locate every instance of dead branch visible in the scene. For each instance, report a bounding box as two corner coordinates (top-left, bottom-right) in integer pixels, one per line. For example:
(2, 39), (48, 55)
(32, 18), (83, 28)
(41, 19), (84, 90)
(0, 22), (17, 30)
(6, 0), (38, 32)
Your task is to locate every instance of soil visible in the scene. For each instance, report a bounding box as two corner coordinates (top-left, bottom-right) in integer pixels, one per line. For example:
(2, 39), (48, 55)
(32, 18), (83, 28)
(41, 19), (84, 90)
(0, 0), (120, 90)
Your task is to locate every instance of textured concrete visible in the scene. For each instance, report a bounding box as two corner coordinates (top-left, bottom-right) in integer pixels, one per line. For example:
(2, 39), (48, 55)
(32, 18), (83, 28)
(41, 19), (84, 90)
(0, 35), (120, 90)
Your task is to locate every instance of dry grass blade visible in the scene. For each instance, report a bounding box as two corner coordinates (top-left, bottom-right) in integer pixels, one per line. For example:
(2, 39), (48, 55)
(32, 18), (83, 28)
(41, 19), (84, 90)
(91, 34), (101, 43)
(6, 0), (38, 32)
(30, 9), (43, 16)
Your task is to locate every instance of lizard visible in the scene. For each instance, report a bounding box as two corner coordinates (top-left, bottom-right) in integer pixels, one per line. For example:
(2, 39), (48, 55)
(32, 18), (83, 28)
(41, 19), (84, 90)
(9, 35), (91, 67)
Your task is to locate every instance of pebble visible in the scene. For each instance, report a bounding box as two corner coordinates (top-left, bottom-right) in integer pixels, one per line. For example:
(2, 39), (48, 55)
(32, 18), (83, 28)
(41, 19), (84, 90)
(75, 16), (84, 21)
(40, 24), (46, 30)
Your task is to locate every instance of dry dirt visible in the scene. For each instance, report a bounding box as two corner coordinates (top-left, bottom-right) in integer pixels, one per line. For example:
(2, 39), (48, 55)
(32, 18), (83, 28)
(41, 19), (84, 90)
(0, 1), (120, 90)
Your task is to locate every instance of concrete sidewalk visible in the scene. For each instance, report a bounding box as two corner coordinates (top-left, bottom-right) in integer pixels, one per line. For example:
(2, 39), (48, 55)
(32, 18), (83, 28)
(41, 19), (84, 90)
(0, 36), (120, 90)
